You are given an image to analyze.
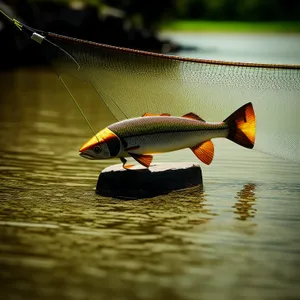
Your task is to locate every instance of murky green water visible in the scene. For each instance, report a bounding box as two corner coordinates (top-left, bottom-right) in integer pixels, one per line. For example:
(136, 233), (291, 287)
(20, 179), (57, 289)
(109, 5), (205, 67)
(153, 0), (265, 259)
(1, 34), (300, 300)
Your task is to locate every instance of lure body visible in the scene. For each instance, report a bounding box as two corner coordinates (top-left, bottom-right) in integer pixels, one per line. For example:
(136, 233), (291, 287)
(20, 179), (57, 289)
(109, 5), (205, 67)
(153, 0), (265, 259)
(79, 103), (256, 168)
(109, 116), (227, 156)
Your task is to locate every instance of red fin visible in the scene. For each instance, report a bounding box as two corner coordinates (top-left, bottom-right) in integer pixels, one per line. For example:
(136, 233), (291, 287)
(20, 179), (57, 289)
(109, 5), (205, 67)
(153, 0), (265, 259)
(224, 102), (256, 149)
(129, 153), (153, 168)
(120, 157), (134, 169)
(182, 112), (205, 122)
(124, 164), (134, 169)
(125, 146), (140, 151)
(191, 140), (214, 165)
(142, 113), (171, 117)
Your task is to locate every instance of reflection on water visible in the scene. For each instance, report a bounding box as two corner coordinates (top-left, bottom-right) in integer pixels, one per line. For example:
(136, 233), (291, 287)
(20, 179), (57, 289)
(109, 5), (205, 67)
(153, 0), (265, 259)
(233, 184), (257, 220)
(1, 40), (300, 299)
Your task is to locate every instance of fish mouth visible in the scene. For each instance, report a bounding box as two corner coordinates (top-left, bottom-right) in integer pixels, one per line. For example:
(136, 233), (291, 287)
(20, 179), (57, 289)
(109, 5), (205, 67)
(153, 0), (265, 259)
(79, 152), (95, 160)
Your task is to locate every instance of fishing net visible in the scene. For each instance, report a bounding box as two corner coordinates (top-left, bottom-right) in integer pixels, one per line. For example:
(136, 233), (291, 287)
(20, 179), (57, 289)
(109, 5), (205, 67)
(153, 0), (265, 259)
(36, 32), (300, 163)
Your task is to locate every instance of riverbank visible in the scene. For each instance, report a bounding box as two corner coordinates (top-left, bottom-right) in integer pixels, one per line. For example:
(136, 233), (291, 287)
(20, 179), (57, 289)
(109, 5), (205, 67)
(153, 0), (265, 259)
(163, 20), (300, 33)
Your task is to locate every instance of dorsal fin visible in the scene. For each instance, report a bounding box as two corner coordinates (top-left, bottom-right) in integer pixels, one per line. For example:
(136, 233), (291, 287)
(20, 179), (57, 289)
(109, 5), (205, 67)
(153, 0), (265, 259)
(182, 112), (205, 122)
(191, 140), (214, 165)
(129, 153), (153, 168)
(142, 113), (171, 117)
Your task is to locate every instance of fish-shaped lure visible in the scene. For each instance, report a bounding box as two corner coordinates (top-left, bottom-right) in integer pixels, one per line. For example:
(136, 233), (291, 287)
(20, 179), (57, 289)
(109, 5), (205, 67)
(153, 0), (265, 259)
(79, 102), (256, 168)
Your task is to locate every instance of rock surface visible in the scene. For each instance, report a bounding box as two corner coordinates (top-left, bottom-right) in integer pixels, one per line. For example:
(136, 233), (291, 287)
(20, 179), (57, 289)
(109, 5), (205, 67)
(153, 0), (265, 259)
(96, 163), (203, 199)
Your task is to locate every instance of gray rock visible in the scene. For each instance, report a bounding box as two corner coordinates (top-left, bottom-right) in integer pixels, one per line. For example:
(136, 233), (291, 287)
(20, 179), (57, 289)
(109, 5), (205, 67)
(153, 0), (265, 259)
(96, 163), (203, 199)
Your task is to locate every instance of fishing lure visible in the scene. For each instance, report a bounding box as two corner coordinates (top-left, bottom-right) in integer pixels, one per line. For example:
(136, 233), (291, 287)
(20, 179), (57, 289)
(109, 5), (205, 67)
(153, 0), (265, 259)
(1, 9), (299, 164)
(79, 102), (256, 168)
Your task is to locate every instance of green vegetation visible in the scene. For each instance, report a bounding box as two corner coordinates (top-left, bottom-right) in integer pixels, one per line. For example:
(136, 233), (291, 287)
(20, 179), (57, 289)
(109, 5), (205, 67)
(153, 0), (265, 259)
(28, 0), (300, 33)
(163, 20), (300, 33)
(101, 0), (300, 31)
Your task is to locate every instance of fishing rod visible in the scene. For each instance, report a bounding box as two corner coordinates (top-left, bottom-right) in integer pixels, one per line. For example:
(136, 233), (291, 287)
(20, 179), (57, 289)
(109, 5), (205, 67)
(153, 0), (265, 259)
(0, 8), (99, 142)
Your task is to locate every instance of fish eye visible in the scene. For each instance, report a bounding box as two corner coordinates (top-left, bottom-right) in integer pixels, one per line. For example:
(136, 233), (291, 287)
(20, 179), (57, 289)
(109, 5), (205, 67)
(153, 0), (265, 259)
(93, 145), (102, 154)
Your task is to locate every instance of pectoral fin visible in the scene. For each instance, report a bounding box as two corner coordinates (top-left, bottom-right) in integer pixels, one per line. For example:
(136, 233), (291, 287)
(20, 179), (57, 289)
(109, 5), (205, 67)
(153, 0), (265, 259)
(120, 157), (134, 169)
(129, 153), (153, 168)
(191, 140), (214, 165)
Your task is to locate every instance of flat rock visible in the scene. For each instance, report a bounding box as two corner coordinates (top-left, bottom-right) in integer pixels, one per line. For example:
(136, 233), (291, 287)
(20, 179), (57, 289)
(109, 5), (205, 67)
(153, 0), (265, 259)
(96, 163), (202, 199)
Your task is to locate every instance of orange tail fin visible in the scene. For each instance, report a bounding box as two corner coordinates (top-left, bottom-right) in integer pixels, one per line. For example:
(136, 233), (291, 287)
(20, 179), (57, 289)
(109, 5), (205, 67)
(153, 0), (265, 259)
(224, 102), (256, 149)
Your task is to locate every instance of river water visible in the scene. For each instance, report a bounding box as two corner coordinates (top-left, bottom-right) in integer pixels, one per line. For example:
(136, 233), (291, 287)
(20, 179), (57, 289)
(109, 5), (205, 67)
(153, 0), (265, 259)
(0, 33), (300, 300)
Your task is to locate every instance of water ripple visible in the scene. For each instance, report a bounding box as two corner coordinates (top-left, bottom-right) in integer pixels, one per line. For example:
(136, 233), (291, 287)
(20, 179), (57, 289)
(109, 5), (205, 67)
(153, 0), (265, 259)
(0, 68), (300, 300)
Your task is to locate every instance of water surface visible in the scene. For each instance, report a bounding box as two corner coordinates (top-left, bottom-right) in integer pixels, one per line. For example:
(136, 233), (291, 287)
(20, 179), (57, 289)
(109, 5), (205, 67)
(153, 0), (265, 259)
(0, 34), (300, 300)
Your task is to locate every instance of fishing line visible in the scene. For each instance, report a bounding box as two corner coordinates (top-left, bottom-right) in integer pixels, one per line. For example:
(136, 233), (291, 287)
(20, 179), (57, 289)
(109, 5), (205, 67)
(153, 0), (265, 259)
(90, 75), (129, 121)
(58, 75), (99, 142)
(0, 9), (98, 141)
(46, 40), (99, 141)
(1, 8), (126, 123)
(30, 31), (97, 141)
(44, 37), (80, 70)
(41, 37), (99, 142)
(0, 8), (22, 30)
(0, 8), (12, 21)
(0, 9), (80, 69)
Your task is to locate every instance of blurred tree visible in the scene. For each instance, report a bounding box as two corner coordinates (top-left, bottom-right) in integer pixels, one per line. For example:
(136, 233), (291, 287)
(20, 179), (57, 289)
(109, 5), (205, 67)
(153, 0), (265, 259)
(103, 0), (188, 30)
(12, 0), (300, 25)
(179, 0), (300, 21)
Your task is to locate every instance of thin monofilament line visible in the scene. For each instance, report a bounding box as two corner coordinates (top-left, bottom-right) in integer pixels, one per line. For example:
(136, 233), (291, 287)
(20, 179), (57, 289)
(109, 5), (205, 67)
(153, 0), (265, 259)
(90, 75), (129, 120)
(58, 75), (99, 142)
(0, 8), (97, 142)
(0, 8), (13, 22)
(44, 38), (80, 70)
(0, 8), (79, 68)
(0, 8), (22, 30)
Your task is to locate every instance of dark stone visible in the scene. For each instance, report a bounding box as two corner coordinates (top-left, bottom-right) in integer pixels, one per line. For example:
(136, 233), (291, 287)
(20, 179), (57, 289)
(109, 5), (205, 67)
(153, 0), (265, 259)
(96, 163), (202, 200)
